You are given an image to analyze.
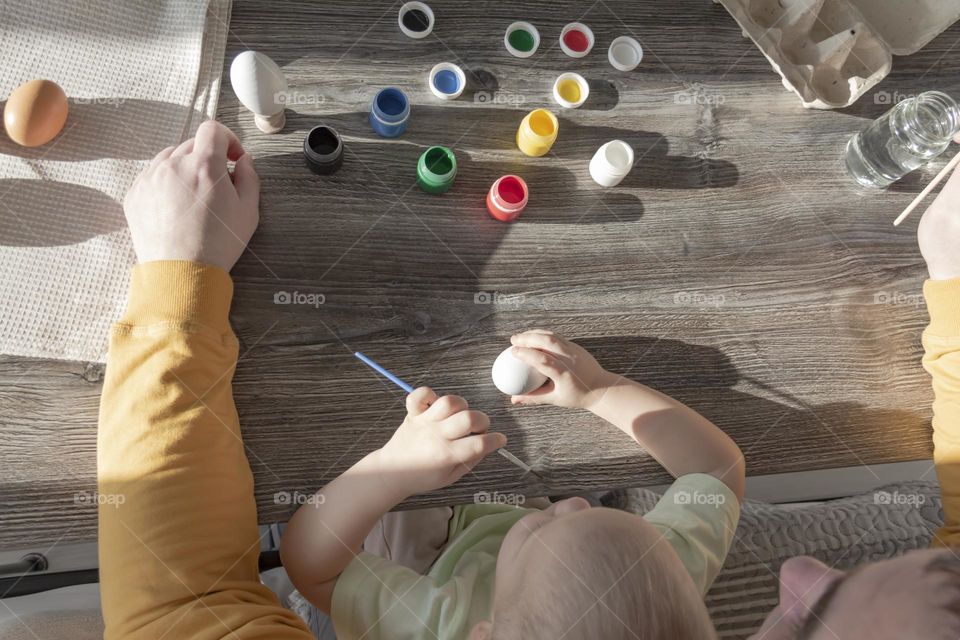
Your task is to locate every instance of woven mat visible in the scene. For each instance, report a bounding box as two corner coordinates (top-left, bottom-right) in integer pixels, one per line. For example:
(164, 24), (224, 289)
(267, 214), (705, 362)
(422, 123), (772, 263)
(0, 0), (232, 362)
(627, 480), (944, 639)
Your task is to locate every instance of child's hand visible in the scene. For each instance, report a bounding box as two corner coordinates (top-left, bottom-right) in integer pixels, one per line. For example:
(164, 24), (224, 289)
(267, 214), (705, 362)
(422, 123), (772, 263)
(375, 387), (506, 496)
(918, 134), (960, 281)
(509, 330), (616, 410)
(123, 120), (260, 272)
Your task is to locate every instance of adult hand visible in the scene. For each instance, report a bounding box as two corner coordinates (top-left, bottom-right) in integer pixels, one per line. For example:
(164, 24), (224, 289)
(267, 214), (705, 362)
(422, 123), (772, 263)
(123, 120), (260, 272)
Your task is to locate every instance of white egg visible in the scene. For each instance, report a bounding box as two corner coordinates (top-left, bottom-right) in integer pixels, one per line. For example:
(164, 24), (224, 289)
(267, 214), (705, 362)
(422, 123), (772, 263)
(229, 50), (287, 117)
(491, 347), (548, 396)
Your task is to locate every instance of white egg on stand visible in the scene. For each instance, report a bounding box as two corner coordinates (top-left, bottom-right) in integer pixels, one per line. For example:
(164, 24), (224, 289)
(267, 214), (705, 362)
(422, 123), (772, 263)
(491, 347), (548, 396)
(229, 50), (288, 134)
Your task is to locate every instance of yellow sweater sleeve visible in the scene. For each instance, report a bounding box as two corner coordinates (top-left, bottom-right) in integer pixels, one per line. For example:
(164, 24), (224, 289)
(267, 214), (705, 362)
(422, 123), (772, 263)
(922, 278), (960, 549)
(97, 261), (311, 639)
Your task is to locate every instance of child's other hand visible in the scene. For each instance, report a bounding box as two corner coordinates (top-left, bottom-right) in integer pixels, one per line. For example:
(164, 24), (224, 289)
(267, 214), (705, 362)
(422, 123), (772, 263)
(376, 387), (506, 497)
(509, 330), (615, 410)
(918, 134), (960, 281)
(123, 120), (260, 272)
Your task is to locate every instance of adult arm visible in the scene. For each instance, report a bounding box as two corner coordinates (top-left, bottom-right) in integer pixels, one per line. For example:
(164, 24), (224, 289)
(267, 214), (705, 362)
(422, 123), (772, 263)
(97, 121), (312, 638)
(917, 146), (960, 548)
(922, 279), (960, 547)
(98, 262), (312, 639)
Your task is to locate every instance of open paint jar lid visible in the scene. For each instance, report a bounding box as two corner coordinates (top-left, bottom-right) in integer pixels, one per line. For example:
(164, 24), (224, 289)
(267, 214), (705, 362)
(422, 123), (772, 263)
(552, 72), (589, 108)
(559, 22), (594, 58)
(398, 2), (434, 39)
(504, 21), (540, 58)
(608, 36), (643, 71)
(428, 62), (466, 100)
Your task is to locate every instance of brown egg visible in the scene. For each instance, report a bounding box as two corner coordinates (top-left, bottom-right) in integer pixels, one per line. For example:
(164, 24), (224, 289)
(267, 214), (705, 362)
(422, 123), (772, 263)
(3, 79), (69, 147)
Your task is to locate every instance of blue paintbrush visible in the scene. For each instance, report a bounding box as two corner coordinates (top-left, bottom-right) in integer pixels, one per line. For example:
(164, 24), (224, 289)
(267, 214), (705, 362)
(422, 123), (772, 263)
(354, 351), (538, 477)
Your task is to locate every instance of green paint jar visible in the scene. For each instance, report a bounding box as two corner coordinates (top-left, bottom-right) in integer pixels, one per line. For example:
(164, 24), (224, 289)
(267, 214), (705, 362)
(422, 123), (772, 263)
(416, 146), (457, 194)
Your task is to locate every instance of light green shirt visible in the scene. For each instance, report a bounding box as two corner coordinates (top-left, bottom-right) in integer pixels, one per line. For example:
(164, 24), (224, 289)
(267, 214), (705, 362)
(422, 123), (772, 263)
(331, 474), (739, 639)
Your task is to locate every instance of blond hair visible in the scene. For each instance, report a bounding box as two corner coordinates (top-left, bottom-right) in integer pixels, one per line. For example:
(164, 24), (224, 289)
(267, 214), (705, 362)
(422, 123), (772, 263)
(492, 521), (717, 640)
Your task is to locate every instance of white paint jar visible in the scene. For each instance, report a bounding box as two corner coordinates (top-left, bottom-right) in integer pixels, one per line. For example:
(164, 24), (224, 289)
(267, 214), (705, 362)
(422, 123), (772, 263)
(589, 140), (634, 187)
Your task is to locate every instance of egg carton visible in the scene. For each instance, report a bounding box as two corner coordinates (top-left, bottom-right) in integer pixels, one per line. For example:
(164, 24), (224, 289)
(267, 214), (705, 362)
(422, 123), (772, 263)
(715, 0), (960, 109)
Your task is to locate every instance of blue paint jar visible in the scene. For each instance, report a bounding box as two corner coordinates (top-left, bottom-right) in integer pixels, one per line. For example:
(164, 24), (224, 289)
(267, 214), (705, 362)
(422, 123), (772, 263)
(370, 87), (410, 138)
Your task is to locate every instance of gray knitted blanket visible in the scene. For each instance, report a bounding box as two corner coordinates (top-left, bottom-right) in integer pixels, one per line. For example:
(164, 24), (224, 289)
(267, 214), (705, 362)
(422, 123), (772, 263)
(626, 481), (944, 639)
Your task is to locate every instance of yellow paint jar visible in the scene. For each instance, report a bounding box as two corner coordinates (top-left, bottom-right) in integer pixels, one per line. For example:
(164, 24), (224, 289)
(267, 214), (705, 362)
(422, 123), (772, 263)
(516, 108), (559, 157)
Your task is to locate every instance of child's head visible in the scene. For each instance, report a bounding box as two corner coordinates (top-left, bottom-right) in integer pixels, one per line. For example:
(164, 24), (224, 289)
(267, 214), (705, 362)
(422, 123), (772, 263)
(468, 497), (717, 640)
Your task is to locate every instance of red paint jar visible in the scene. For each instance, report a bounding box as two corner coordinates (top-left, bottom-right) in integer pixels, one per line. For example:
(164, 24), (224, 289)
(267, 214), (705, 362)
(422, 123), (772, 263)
(486, 175), (528, 222)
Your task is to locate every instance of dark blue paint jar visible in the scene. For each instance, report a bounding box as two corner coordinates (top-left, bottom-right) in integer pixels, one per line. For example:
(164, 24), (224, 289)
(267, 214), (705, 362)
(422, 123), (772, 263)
(370, 87), (410, 138)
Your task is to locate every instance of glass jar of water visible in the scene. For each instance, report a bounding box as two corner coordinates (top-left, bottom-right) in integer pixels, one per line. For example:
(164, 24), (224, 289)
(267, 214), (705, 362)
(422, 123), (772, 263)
(845, 91), (960, 188)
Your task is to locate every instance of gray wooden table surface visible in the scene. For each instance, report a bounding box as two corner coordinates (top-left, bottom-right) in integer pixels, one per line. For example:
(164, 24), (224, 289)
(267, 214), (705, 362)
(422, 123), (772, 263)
(3, 0), (957, 547)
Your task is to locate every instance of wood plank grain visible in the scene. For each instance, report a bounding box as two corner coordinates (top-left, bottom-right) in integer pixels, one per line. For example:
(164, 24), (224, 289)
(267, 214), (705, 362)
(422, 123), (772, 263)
(1, 0), (955, 546)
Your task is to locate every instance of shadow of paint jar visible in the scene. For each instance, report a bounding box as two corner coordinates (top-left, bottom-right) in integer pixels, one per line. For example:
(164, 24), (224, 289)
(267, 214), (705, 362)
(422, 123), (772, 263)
(417, 146), (457, 194)
(487, 174), (528, 222)
(303, 125), (344, 175)
(370, 87), (410, 138)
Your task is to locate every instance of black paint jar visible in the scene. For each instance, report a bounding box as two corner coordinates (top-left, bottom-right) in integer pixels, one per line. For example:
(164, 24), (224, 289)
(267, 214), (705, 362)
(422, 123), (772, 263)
(303, 125), (343, 175)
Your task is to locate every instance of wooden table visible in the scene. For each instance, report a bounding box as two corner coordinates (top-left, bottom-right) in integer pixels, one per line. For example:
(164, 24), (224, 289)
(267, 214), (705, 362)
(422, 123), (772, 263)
(3, 0), (958, 548)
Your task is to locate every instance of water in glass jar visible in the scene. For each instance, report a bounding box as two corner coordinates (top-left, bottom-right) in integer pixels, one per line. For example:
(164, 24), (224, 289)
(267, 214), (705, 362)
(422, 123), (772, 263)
(845, 91), (960, 188)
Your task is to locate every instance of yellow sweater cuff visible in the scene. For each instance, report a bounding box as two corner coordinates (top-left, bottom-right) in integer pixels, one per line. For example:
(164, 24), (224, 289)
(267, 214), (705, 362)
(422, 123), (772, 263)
(122, 261), (234, 334)
(925, 278), (960, 337)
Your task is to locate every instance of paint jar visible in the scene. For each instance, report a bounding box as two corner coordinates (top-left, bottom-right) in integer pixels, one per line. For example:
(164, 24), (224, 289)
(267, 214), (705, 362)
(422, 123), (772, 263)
(303, 125), (344, 175)
(487, 175), (528, 222)
(516, 109), (558, 157)
(559, 22), (594, 58)
(417, 146), (457, 194)
(589, 140), (634, 187)
(428, 62), (466, 100)
(845, 91), (960, 188)
(504, 21), (540, 58)
(608, 36), (643, 71)
(398, 2), (434, 38)
(370, 87), (410, 138)
(552, 72), (589, 109)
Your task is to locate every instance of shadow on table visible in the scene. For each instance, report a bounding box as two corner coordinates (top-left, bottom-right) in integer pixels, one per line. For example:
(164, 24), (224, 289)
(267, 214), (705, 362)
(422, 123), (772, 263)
(245, 102), (738, 294)
(234, 101), (742, 350)
(0, 178), (125, 246)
